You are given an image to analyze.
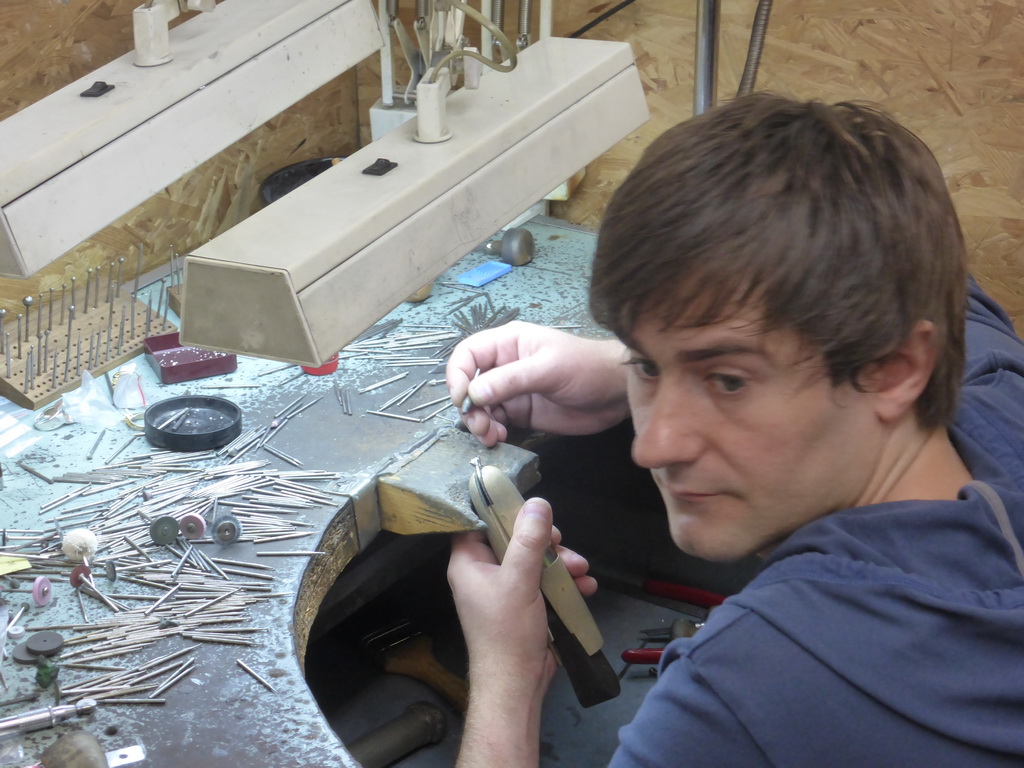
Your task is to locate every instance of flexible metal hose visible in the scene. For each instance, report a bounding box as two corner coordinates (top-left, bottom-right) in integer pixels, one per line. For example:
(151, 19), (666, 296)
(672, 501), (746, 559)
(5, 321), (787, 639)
(491, 0), (505, 30)
(426, 0), (518, 81)
(737, 0), (773, 96)
(518, 0), (531, 46)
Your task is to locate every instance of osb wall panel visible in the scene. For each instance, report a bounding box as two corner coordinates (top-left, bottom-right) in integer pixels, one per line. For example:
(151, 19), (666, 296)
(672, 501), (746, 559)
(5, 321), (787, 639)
(546, 0), (1024, 328)
(0, 0), (362, 316)
(8, 2), (1020, 328)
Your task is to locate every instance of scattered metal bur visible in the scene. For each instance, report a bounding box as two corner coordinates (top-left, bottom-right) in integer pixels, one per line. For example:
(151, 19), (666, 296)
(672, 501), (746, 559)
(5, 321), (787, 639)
(6, 445), (342, 707)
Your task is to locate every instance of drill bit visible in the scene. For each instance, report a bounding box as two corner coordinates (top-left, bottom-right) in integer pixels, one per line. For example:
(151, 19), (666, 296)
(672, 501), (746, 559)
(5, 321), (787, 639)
(21, 297), (32, 341)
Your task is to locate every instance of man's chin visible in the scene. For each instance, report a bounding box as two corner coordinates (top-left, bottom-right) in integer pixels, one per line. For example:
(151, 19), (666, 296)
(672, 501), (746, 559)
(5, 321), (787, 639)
(670, 527), (752, 563)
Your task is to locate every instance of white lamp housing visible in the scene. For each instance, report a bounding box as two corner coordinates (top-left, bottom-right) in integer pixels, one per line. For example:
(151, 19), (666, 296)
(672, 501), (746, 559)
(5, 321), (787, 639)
(180, 37), (649, 366)
(0, 0), (383, 278)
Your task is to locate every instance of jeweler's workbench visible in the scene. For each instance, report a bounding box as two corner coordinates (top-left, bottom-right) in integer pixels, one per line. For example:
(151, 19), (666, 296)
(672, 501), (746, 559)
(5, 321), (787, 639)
(0, 217), (601, 766)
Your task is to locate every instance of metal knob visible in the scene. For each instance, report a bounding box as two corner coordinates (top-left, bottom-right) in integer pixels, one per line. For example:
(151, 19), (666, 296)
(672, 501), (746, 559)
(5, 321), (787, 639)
(481, 227), (535, 266)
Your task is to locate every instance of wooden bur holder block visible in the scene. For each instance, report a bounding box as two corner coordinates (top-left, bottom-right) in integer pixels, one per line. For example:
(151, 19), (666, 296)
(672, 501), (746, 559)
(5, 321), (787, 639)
(0, 295), (172, 411)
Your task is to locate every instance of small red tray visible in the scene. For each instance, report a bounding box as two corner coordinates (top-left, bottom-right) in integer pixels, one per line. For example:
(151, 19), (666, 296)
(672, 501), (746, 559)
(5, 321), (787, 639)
(144, 332), (237, 384)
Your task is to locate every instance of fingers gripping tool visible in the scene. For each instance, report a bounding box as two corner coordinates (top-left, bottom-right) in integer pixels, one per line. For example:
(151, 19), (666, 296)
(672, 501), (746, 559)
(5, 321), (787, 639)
(468, 460), (620, 707)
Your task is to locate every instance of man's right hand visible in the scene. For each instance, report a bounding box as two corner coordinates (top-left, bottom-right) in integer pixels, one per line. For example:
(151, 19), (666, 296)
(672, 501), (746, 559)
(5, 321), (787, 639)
(446, 321), (631, 446)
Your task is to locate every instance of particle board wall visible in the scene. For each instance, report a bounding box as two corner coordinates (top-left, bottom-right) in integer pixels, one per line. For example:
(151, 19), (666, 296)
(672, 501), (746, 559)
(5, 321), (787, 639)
(357, 1), (1024, 327)
(0, 0), (362, 316)
(3, 2), (1023, 330)
(544, 0), (1024, 328)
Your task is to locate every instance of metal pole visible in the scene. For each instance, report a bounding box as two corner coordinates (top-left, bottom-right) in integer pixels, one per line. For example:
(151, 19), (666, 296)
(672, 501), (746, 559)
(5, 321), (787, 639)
(694, 0), (719, 116)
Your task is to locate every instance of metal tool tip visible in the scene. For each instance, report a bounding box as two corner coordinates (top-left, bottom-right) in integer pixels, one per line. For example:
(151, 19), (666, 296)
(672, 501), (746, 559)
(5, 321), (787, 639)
(77, 698), (98, 715)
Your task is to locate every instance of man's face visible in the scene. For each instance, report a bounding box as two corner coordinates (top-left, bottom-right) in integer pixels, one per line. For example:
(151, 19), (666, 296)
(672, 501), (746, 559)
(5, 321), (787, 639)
(627, 311), (884, 562)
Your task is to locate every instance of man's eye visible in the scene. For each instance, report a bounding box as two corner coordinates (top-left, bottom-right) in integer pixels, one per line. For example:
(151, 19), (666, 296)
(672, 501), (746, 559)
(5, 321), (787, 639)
(711, 374), (746, 393)
(627, 358), (659, 378)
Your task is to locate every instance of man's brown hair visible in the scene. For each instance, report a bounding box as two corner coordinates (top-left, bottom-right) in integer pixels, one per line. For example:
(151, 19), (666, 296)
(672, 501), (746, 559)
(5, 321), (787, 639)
(590, 94), (967, 428)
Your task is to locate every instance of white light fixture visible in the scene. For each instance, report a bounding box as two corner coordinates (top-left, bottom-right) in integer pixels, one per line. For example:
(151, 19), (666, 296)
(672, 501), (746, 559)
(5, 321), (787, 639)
(180, 37), (649, 366)
(133, 0), (218, 68)
(0, 0), (383, 278)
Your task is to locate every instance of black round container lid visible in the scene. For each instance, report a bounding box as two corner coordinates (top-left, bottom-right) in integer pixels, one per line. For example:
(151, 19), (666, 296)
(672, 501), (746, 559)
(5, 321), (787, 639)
(144, 395), (243, 452)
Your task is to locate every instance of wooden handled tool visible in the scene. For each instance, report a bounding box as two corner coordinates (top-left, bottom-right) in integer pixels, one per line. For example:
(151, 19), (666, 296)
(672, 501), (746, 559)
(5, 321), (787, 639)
(347, 701), (446, 768)
(468, 461), (620, 708)
(380, 633), (469, 713)
(364, 622), (469, 713)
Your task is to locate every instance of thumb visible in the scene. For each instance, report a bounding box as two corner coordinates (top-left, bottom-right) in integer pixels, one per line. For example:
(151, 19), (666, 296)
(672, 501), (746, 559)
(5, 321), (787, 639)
(500, 498), (553, 597)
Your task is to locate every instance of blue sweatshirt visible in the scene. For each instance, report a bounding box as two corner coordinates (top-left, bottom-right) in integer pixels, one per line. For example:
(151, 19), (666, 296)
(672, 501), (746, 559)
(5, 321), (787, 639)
(611, 282), (1024, 766)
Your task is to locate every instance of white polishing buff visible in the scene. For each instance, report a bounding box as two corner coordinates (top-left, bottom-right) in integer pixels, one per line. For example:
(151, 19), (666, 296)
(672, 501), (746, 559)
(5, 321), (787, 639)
(62, 528), (99, 561)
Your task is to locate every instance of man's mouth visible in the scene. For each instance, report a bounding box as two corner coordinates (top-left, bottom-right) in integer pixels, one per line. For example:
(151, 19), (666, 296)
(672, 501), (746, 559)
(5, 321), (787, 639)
(665, 486), (719, 501)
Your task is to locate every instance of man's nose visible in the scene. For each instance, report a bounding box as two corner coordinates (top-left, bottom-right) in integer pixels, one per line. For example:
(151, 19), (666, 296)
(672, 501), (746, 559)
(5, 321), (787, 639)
(631, 387), (706, 470)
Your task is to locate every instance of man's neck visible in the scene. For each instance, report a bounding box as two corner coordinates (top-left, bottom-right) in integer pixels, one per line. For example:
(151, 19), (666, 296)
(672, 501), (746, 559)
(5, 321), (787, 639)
(875, 426), (973, 504)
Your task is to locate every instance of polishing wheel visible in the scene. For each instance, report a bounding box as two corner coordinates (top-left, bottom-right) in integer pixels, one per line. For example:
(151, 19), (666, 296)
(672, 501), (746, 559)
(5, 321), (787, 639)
(149, 516), (180, 546)
(69, 565), (92, 589)
(213, 515), (243, 545)
(32, 575), (53, 607)
(14, 630), (66, 664)
(12, 641), (37, 665)
(179, 513), (207, 540)
(27, 630), (65, 657)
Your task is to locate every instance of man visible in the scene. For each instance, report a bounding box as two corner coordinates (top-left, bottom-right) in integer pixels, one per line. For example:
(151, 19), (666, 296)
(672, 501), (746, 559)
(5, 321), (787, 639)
(446, 94), (1024, 766)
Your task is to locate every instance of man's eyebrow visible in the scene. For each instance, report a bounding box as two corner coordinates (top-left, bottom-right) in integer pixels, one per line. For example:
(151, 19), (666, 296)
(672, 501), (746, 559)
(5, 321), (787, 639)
(678, 344), (765, 363)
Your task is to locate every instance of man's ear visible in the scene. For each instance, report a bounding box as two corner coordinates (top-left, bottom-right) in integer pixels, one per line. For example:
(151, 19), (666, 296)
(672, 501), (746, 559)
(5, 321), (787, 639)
(859, 320), (937, 424)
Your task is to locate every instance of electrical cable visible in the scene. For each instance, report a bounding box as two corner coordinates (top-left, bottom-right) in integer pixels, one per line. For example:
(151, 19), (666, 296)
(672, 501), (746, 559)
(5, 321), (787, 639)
(568, 0), (638, 39)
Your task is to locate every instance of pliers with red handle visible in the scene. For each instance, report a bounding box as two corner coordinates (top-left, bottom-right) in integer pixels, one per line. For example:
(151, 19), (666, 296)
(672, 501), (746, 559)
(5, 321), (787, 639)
(642, 579), (726, 608)
(618, 616), (705, 676)
(621, 647), (666, 665)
